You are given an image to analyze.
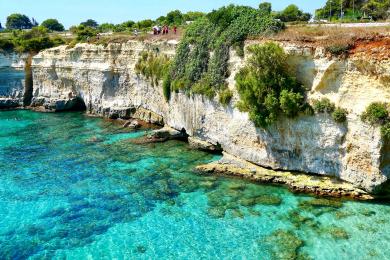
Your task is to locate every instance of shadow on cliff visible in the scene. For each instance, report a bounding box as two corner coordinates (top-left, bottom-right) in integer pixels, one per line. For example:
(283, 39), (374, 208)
(255, 113), (347, 178)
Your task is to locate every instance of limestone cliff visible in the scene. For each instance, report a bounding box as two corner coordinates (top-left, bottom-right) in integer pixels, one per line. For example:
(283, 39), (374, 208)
(0, 52), (28, 68)
(0, 52), (27, 108)
(31, 40), (390, 193)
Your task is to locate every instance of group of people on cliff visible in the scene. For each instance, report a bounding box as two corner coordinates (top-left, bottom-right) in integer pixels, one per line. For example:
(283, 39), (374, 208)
(152, 25), (177, 35)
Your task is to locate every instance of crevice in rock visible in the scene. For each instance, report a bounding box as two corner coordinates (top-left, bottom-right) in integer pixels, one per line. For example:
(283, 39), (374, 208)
(23, 55), (33, 106)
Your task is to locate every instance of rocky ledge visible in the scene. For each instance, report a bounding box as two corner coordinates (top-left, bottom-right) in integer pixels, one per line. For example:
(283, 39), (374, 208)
(0, 98), (21, 109)
(196, 153), (374, 200)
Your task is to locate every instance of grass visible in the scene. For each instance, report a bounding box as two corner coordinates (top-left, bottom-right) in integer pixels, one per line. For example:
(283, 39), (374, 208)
(256, 25), (390, 55)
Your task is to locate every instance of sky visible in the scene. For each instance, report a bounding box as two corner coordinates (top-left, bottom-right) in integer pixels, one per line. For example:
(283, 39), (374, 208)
(0, 0), (327, 29)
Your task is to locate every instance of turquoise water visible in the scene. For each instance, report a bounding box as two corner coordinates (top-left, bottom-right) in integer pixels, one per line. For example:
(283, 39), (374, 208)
(1, 110), (390, 260)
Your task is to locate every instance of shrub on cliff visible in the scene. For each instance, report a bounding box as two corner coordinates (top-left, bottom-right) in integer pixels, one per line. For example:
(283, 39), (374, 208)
(313, 98), (335, 113)
(381, 122), (390, 140)
(162, 74), (171, 101)
(12, 26), (65, 53)
(235, 42), (305, 128)
(164, 4), (284, 103)
(71, 25), (98, 42)
(332, 107), (348, 123)
(313, 98), (348, 123)
(0, 38), (14, 52)
(361, 102), (389, 125)
(219, 88), (233, 107)
(135, 51), (171, 87)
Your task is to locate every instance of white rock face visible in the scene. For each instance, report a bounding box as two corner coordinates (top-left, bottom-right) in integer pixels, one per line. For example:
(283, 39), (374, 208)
(0, 52), (28, 68)
(31, 40), (390, 192)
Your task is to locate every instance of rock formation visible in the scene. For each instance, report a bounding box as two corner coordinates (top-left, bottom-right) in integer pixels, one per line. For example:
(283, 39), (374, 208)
(13, 39), (390, 193)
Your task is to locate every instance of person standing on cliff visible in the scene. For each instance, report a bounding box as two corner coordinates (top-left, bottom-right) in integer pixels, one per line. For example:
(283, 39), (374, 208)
(173, 26), (177, 34)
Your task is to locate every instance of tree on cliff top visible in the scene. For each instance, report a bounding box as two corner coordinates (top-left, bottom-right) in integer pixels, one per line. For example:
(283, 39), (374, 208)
(316, 0), (390, 20)
(12, 26), (64, 53)
(259, 2), (272, 15)
(164, 4), (284, 100)
(275, 4), (311, 22)
(41, 19), (65, 32)
(80, 19), (99, 28)
(6, 13), (33, 29)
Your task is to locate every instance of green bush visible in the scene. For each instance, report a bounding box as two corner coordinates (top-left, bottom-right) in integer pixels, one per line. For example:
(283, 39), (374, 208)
(72, 25), (98, 42)
(11, 26), (64, 53)
(219, 88), (233, 106)
(361, 102), (389, 125)
(165, 5), (284, 102)
(325, 44), (351, 56)
(0, 38), (14, 52)
(162, 74), (171, 101)
(135, 51), (171, 87)
(313, 98), (335, 113)
(41, 19), (65, 32)
(381, 122), (390, 140)
(280, 90), (304, 117)
(332, 107), (348, 123)
(275, 4), (312, 22)
(235, 42), (305, 128)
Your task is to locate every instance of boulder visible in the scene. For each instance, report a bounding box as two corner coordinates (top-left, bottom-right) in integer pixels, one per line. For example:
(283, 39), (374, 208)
(0, 98), (20, 109)
(123, 119), (141, 129)
(188, 137), (222, 153)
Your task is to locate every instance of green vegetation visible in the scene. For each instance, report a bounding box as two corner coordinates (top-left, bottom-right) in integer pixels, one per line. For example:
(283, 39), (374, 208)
(162, 74), (172, 101)
(6, 13), (34, 30)
(332, 107), (348, 123)
(259, 2), (272, 15)
(0, 26), (64, 53)
(97, 10), (204, 34)
(313, 98), (348, 123)
(361, 102), (390, 139)
(163, 4), (283, 104)
(41, 19), (65, 32)
(275, 4), (312, 22)
(313, 98), (335, 113)
(325, 43), (352, 56)
(316, 0), (390, 21)
(361, 102), (389, 125)
(381, 122), (390, 140)
(70, 25), (98, 42)
(235, 42), (305, 128)
(135, 51), (171, 87)
(80, 19), (99, 28)
(219, 89), (233, 106)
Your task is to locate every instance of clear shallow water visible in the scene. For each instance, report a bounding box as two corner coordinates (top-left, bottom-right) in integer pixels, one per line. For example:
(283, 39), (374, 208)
(0, 110), (390, 260)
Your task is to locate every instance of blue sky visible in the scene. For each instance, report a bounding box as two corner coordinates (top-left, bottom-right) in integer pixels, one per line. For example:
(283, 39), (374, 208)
(0, 0), (327, 29)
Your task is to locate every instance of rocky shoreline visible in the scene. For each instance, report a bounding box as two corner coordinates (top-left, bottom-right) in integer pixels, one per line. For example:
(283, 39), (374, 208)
(196, 153), (375, 200)
(0, 104), (382, 200)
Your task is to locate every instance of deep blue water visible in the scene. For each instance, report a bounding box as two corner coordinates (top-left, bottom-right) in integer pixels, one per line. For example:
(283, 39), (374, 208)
(1, 110), (390, 260)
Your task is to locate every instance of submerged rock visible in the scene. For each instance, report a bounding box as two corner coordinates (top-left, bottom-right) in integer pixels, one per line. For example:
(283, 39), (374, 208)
(188, 137), (222, 153)
(196, 152), (374, 200)
(30, 96), (86, 112)
(123, 119), (141, 129)
(263, 230), (305, 260)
